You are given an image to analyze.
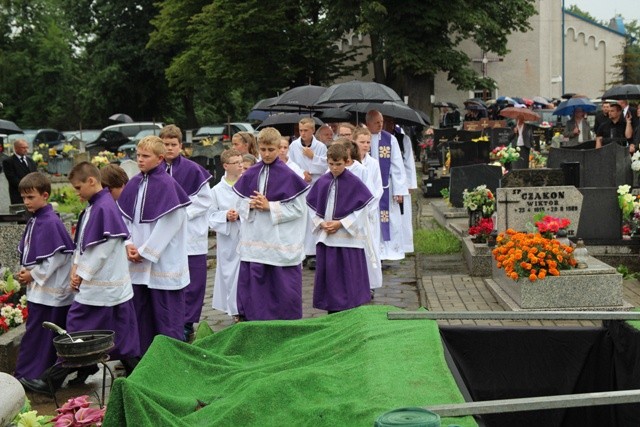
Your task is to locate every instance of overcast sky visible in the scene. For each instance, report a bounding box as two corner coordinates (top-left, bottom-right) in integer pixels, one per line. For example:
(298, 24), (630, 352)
(568, 0), (640, 24)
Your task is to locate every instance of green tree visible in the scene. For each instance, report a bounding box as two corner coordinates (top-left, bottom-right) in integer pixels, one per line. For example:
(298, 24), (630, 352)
(150, 0), (363, 125)
(324, 0), (537, 112)
(61, 0), (170, 128)
(611, 19), (640, 86)
(0, 0), (79, 129)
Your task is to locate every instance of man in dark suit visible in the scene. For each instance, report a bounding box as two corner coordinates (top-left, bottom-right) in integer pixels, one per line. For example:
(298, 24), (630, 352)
(3, 139), (37, 204)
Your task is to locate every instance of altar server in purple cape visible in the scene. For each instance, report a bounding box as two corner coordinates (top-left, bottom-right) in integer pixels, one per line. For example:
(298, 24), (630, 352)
(19, 163), (143, 395)
(118, 136), (191, 353)
(160, 125), (212, 340)
(307, 144), (374, 313)
(233, 127), (309, 321)
(14, 173), (75, 385)
(366, 110), (408, 262)
(68, 163), (140, 370)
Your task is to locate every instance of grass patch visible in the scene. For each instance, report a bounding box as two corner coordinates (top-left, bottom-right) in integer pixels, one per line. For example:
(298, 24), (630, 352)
(50, 185), (86, 219)
(414, 222), (461, 254)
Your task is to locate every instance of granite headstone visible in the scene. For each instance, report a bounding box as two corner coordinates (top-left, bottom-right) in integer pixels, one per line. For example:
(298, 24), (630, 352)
(496, 186), (583, 236)
(576, 187), (621, 243)
(448, 141), (491, 168)
(488, 127), (512, 149)
(449, 164), (503, 208)
(546, 143), (631, 188)
(501, 168), (565, 188)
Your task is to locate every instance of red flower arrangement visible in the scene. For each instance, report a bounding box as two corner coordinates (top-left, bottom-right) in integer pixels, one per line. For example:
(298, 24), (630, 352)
(534, 215), (570, 238)
(469, 217), (494, 243)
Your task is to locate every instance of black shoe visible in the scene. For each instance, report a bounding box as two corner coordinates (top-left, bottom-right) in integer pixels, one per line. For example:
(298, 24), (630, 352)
(370, 289), (375, 299)
(307, 257), (316, 270)
(184, 323), (195, 342)
(19, 378), (54, 396)
(68, 364), (99, 386)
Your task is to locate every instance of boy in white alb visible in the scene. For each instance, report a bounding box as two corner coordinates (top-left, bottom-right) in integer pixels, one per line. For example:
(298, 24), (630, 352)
(209, 149), (243, 320)
(117, 136), (191, 354)
(288, 117), (328, 268)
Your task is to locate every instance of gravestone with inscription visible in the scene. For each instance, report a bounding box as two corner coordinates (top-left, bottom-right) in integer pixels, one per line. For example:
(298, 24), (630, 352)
(501, 168), (565, 188)
(547, 143), (631, 187)
(449, 164), (503, 208)
(488, 127), (512, 149)
(495, 186), (583, 236)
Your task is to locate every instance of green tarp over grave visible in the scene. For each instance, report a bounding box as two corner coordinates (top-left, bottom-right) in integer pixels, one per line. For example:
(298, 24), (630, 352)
(103, 305), (477, 427)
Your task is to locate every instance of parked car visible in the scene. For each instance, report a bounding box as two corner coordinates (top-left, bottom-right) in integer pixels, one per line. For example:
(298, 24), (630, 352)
(87, 122), (163, 154)
(63, 129), (102, 145)
(7, 129), (65, 151)
(117, 129), (162, 159)
(193, 123), (253, 143)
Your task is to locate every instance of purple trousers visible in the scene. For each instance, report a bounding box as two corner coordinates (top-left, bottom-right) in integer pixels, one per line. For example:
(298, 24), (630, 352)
(132, 285), (185, 354)
(237, 261), (302, 321)
(66, 299), (141, 361)
(184, 254), (207, 324)
(313, 244), (371, 312)
(14, 302), (69, 380)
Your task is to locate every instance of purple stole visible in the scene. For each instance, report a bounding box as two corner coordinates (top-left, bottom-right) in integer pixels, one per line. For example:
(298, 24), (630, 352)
(164, 155), (211, 197)
(18, 204), (75, 266)
(117, 165), (191, 223)
(76, 188), (130, 253)
(378, 130), (392, 241)
(306, 170), (373, 220)
(233, 157), (309, 202)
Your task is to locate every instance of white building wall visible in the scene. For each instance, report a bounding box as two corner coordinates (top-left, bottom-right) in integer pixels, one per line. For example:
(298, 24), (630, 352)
(433, 1), (624, 114)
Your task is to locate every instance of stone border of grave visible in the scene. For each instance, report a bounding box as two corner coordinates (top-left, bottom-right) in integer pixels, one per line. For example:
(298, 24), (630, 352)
(0, 323), (25, 375)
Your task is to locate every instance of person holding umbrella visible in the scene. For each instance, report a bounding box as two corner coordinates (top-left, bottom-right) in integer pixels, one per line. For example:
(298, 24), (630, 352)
(499, 106), (539, 169)
(563, 107), (592, 147)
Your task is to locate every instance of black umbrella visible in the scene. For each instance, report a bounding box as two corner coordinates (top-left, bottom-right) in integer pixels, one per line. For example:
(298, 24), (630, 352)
(315, 108), (352, 123)
(109, 113), (133, 123)
(344, 102), (427, 126)
(271, 85), (327, 110)
(251, 96), (311, 113)
(251, 97), (278, 111)
(256, 113), (323, 129)
(601, 84), (640, 100)
(0, 119), (23, 134)
(315, 80), (402, 104)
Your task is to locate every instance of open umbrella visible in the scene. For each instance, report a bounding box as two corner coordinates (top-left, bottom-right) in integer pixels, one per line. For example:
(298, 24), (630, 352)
(271, 85), (327, 110)
(499, 106), (540, 122)
(109, 113), (133, 123)
(315, 108), (352, 123)
(433, 101), (458, 109)
(256, 113), (323, 129)
(601, 84), (640, 100)
(315, 80), (402, 104)
(0, 119), (23, 134)
(552, 97), (596, 116)
(344, 101), (427, 126)
(251, 97), (278, 111)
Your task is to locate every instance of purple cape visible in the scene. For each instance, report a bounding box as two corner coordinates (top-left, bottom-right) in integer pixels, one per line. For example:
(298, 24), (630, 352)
(233, 157), (309, 202)
(117, 165), (191, 223)
(76, 188), (130, 253)
(306, 169), (373, 220)
(18, 204), (74, 266)
(164, 155), (211, 197)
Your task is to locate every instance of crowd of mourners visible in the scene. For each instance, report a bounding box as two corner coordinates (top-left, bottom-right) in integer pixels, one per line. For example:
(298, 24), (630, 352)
(13, 110), (418, 395)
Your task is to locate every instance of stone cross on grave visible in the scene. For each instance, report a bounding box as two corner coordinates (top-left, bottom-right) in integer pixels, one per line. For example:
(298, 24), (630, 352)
(472, 51), (504, 78)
